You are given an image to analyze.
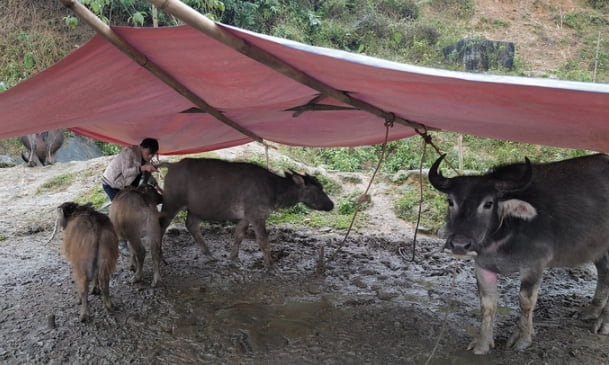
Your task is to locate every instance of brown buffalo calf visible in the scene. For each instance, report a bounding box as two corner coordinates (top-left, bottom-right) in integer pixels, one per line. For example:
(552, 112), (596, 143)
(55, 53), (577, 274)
(58, 202), (118, 322)
(110, 185), (163, 287)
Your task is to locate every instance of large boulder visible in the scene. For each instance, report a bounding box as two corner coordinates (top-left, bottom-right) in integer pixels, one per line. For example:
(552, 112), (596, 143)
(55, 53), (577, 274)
(55, 135), (103, 163)
(442, 38), (515, 72)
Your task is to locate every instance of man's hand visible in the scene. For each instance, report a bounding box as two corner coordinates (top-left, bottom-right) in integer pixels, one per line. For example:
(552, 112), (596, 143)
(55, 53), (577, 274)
(141, 164), (157, 173)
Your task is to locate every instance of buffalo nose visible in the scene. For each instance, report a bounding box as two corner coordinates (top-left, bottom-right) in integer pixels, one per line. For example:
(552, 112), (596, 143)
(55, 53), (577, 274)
(444, 236), (472, 255)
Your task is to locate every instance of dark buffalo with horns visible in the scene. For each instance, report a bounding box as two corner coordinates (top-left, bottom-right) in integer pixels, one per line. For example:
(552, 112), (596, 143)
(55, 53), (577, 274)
(428, 153), (609, 354)
(158, 158), (334, 269)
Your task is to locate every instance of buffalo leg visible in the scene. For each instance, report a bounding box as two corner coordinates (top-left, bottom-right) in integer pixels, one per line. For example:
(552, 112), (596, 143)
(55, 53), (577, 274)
(159, 201), (186, 237)
(592, 252), (609, 334)
(159, 202), (186, 262)
(97, 273), (114, 312)
(90, 267), (101, 295)
(230, 220), (250, 262)
(125, 235), (146, 283)
(185, 212), (211, 256)
(583, 253), (609, 320)
(469, 266), (497, 354)
(75, 275), (90, 322)
(149, 235), (162, 288)
(251, 220), (272, 269)
(507, 267), (543, 351)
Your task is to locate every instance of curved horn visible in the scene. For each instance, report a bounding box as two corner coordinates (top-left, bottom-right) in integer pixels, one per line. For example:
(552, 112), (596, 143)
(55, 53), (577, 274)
(428, 154), (453, 193)
(495, 157), (533, 193)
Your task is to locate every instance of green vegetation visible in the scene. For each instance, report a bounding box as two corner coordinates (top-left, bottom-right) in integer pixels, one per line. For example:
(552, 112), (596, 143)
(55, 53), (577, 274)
(394, 180), (445, 234)
(37, 173), (76, 193)
(268, 202), (368, 231)
(75, 186), (109, 209)
(282, 132), (591, 234)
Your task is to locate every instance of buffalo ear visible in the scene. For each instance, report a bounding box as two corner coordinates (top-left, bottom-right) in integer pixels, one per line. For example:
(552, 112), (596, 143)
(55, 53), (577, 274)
(58, 202), (77, 218)
(499, 199), (537, 221)
(291, 173), (305, 187)
(57, 202), (77, 228)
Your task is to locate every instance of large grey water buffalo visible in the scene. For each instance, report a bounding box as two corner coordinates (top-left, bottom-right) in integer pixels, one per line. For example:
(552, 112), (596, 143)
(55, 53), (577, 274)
(21, 129), (64, 166)
(429, 153), (609, 354)
(158, 158), (334, 269)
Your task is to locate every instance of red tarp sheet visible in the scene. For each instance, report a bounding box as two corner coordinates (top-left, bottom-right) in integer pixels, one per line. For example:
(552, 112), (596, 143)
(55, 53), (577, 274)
(1, 24), (609, 154)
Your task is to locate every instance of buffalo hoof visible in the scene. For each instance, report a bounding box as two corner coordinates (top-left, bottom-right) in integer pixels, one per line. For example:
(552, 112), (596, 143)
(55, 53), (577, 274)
(79, 310), (89, 323)
(104, 300), (115, 312)
(229, 257), (242, 268)
(580, 304), (604, 321)
(467, 336), (494, 355)
(507, 330), (532, 351)
(131, 272), (143, 284)
(593, 312), (609, 335)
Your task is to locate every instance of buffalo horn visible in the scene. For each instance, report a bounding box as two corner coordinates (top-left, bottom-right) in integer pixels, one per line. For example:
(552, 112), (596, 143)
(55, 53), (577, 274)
(495, 157), (533, 193)
(428, 154), (452, 192)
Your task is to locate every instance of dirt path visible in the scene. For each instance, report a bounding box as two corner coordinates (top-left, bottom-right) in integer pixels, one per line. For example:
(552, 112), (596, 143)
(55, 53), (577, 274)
(1, 145), (609, 364)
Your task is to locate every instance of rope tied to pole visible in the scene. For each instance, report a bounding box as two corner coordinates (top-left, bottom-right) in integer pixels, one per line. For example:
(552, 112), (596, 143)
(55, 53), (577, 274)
(324, 120), (393, 266)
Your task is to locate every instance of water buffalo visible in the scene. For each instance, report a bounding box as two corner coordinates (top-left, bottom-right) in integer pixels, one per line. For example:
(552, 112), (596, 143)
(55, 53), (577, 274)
(110, 184), (163, 287)
(158, 158), (334, 269)
(429, 153), (609, 354)
(21, 129), (64, 167)
(57, 202), (118, 322)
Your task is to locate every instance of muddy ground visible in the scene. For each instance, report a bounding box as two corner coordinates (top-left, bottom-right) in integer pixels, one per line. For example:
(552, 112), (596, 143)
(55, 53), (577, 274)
(2, 148), (609, 364)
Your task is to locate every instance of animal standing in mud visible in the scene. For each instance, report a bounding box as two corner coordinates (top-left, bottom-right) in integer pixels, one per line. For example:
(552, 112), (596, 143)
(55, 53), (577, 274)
(429, 153), (609, 354)
(21, 129), (64, 167)
(58, 202), (118, 322)
(158, 158), (334, 269)
(110, 184), (163, 287)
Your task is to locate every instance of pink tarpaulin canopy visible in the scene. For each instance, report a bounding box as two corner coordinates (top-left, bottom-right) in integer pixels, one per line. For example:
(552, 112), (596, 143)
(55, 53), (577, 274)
(2, 22), (609, 154)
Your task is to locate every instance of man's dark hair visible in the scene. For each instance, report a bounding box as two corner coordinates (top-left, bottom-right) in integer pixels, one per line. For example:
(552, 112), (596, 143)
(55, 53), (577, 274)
(140, 138), (159, 154)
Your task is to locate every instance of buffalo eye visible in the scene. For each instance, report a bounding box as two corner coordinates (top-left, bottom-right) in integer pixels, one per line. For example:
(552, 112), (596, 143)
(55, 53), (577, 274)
(483, 201), (494, 209)
(447, 198), (454, 207)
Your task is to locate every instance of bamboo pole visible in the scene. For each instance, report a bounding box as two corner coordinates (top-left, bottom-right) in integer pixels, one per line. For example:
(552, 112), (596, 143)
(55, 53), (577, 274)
(146, 0), (430, 133)
(594, 31), (600, 83)
(60, 0), (266, 145)
(152, 4), (158, 28)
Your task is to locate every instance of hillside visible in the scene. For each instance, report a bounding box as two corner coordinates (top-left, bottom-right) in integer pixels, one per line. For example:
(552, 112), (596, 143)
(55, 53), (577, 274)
(471, 0), (588, 72)
(1, 0), (607, 90)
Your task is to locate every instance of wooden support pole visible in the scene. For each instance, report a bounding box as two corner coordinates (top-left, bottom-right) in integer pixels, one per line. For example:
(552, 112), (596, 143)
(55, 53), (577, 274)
(60, 0), (266, 145)
(146, 0), (430, 132)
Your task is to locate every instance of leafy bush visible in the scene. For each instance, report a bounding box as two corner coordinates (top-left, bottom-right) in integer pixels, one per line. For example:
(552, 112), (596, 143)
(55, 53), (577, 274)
(588, 0), (609, 11)
(428, 0), (475, 19)
(394, 178), (446, 234)
(337, 191), (369, 215)
(95, 142), (122, 156)
(376, 0), (419, 20)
